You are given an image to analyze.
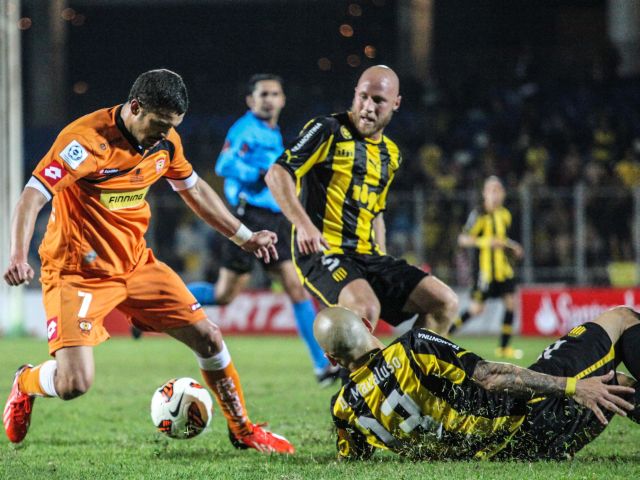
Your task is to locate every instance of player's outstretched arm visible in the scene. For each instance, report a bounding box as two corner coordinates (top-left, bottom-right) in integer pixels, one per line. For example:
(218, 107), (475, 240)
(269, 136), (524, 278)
(265, 164), (328, 254)
(472, 361), (635, 424)
(178, 177), (277, 262)
(3, 187), (48, 286)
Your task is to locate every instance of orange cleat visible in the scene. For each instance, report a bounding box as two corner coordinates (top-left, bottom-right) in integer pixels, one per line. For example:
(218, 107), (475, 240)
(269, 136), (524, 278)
(3, 365), (35, 443)
(229, 423), (295, 454)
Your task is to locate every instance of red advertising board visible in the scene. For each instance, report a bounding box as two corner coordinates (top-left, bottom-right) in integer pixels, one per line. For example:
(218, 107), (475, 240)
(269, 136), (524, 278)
(520, 287), (640, 336)
(104, 291), (393, 336)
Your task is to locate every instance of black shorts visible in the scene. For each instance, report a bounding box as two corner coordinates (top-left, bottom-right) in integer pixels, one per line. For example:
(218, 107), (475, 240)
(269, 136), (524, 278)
(220, 204), (292, 274)
(499, 322), (619, 460)
(471, 277), (515, 302)
(293, 252), (428, 326)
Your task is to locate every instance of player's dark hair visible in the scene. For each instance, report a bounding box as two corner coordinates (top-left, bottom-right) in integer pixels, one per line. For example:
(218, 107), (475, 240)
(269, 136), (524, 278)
(246, 74), (283, 95)
(128, 69), (189, 115)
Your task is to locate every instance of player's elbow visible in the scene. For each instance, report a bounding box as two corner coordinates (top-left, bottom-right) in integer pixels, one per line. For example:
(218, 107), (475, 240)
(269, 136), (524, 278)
(471, 361), (500, 392)
(265, 165), (282, 190)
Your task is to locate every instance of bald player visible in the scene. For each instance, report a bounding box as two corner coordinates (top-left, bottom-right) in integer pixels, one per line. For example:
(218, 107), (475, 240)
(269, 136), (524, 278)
(315, 306), (640, 461)
(266, 66), (457, 333)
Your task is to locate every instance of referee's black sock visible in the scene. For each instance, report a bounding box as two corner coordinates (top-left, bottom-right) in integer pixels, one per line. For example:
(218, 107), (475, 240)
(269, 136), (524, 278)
(499, 310), (514, 348)
(449, 311), (471, 334)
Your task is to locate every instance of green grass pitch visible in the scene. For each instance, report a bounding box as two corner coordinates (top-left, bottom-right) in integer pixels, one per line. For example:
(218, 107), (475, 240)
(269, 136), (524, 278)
(1, 335), (639, 479)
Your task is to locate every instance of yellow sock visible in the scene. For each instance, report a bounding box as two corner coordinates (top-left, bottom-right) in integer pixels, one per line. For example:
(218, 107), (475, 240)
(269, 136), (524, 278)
(200, 362), (252, 437)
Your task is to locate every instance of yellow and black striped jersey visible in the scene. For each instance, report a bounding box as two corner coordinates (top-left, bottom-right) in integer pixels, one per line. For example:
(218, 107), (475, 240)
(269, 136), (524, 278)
(275, 112), (402, 256)
(331, 329), (527, 460)
(463, 206), (514, 284)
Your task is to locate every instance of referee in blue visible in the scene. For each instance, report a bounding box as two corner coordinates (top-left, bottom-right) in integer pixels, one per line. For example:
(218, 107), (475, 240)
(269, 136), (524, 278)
(188, 74), (339, 386)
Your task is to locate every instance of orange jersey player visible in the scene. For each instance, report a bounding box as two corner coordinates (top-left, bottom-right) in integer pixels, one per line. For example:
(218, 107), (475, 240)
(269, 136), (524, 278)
(3, 69), (294, 454)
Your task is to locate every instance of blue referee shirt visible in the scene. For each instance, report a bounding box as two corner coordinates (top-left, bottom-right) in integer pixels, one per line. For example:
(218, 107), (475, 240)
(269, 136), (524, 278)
(215, 110), (284, 212)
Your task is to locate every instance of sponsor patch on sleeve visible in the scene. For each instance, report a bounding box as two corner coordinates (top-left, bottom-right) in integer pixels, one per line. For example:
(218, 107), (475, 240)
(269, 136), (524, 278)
(47, 317), (58, 341)
(39, 160), (67, 188)
(290, 121), (324, 153)
(59, 139), (89, 169)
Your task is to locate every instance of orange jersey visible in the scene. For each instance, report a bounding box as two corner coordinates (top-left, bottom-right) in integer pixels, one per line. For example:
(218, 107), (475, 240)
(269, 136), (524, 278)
(29, 105), (198, 276)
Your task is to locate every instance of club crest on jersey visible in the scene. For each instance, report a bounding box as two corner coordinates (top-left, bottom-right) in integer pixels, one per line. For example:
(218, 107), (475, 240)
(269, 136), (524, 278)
(155, 157), (166, 173)
(59, 140), (89, 169)
(39, 160), (67, 187)
(78, 320), (93, 335)
(340, 125), (352, 140)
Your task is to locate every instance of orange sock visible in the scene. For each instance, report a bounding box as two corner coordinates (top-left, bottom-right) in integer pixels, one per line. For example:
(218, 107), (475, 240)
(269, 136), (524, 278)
(201, 362), (252, 437)
(18, 365), (47, 397)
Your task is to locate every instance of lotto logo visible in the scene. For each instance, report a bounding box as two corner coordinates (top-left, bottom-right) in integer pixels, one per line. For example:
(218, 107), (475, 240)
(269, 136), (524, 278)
(45, 166), (62, 179)
(47, 317), (58, 341)
(39, 160), (67, 187)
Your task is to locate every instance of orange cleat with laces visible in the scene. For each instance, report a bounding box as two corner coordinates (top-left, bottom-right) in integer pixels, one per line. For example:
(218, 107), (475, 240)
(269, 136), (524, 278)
(228, 423), (295, 454)
(3, 365), (35, 443)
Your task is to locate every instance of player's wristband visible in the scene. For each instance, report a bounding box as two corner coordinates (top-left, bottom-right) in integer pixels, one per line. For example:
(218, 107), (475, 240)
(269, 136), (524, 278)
(230, 223), (253, 246)
(565, 377), (577, 396)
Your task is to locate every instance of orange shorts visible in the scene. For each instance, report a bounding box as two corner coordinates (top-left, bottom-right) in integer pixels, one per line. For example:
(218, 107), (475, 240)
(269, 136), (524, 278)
(41, 249), (207, 355)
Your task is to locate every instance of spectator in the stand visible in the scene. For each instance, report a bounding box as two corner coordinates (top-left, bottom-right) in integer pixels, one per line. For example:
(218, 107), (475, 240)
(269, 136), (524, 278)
(522, 137), (550, 186)
(615, 146), (640, 189)
(554, 144), (583, 187)
(591, 114), (617, 166)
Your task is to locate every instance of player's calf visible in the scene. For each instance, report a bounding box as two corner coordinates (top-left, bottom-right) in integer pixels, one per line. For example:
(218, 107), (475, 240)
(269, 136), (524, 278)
(611, 307), (640, 380)
(616, 373), (640, 424)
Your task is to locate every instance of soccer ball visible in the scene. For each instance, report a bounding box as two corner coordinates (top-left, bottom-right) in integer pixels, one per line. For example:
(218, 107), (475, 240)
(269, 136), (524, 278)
(150, 377), (214, 439)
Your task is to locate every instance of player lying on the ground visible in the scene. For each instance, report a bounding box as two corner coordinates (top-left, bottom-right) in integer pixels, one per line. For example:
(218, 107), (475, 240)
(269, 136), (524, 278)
(2, 69), (293, 454)
(314, 306), (639, 460)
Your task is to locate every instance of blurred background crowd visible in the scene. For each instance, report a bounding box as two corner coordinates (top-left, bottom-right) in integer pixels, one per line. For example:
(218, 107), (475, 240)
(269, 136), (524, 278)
(16, 0), (640, 291)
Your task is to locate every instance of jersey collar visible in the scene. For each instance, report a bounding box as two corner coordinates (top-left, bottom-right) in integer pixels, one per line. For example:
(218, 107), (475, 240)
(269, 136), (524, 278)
(115, 104), (145, 155)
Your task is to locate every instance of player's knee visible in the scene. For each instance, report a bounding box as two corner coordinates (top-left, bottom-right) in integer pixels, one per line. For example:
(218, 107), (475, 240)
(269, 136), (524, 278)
(193, 321), (224, 357)
(469, 302), (485, 316)
(56, 373), (93, 400)
(603, 306), (640, 329)
(214, 294), (233, 306)
(343, 302), (379, 324)
(438, 288), (459, 318)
